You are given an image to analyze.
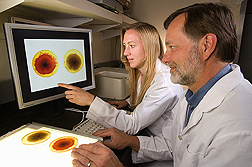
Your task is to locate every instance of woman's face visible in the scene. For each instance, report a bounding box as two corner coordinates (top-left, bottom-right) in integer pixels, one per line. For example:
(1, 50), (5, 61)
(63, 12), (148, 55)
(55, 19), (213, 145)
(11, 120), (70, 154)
(123, 29), (146, 73)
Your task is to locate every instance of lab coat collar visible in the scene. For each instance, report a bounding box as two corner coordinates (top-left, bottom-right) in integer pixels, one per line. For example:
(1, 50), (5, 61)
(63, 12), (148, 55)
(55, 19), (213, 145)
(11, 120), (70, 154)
(138, 59), (168, 95)
(156, 58), (170, 73)
(149, 59), (170, 85)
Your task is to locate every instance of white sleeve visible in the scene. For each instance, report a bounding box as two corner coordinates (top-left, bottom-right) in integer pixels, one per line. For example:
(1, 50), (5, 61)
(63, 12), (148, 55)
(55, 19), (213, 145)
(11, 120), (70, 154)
(131, 121), (174, 163)
(87, 72), (182, 135)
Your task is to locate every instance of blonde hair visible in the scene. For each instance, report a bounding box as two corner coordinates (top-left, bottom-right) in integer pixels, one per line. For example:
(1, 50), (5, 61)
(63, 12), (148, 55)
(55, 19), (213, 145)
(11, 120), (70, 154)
(121, 22), (164, 109)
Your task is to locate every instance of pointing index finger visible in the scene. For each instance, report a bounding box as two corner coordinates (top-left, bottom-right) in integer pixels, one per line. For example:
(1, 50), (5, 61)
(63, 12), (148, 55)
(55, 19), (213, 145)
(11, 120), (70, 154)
(58, 83), (76, 90)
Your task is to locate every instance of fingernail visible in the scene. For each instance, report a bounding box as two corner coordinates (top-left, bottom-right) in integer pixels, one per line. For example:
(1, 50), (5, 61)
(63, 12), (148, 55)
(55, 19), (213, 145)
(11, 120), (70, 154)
(71, 151), (76, 157)
(79, 144), (86, 148)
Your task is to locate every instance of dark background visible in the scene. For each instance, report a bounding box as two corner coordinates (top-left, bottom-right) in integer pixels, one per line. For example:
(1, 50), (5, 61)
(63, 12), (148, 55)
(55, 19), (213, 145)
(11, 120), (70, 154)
(238, 0), (252, 83)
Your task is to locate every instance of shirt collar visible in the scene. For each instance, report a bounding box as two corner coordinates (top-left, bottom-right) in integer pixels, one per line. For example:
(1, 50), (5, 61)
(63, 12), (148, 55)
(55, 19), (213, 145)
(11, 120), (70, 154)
(185, 64), (232, 110)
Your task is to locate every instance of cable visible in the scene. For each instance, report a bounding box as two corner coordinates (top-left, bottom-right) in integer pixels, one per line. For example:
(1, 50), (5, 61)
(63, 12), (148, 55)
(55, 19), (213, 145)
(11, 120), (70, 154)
(72, 111), (86, 130)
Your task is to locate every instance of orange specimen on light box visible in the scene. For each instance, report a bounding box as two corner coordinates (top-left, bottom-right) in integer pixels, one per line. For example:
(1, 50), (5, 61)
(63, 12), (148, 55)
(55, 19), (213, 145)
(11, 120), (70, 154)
(22, 130), (51, 145)
(49, 136), (78, 153)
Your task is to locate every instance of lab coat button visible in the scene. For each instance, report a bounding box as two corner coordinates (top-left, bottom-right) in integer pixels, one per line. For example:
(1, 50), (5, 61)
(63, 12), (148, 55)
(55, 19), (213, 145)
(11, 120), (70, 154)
(178, 135), (182, 140)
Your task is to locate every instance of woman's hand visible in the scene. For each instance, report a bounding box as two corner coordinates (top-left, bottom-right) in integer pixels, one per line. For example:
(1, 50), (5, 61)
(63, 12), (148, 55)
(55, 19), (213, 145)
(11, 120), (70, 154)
(108, 100), (128, 109)
(58, 83), (95, 106)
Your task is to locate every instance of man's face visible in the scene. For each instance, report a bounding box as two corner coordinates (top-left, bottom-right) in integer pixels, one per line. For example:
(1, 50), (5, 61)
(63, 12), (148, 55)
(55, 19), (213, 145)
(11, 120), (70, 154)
(162, 14), (204, 86)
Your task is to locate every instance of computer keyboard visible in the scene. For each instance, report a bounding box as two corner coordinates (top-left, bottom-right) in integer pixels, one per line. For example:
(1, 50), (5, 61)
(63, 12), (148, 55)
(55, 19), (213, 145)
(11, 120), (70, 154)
(72, 119), (106, 135)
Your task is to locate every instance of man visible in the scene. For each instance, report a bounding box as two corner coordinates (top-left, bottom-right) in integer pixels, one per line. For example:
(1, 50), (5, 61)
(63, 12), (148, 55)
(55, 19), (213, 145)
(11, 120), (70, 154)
(71, 3), (252, 167)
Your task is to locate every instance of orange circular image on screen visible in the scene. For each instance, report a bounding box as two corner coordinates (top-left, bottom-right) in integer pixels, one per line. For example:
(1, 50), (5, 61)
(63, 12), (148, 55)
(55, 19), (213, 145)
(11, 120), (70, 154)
(64, 49), (83, 73)
(32, 50), (59, 77)
(49, 136), (78, 153)
(22, 130), (51, 145)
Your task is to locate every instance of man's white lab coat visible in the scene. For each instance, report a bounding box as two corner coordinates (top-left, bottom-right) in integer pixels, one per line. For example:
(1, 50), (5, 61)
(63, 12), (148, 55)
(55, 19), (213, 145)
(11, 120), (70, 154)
(133, 64), (252, 167)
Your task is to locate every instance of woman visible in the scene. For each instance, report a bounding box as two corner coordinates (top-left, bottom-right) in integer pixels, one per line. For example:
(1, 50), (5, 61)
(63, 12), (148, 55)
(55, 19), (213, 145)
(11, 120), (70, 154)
(58, 22), (183, 135)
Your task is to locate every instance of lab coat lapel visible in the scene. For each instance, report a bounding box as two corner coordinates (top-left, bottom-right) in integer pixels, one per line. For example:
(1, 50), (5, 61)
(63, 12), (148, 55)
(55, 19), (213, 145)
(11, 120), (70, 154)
(173, 91), (188, 133)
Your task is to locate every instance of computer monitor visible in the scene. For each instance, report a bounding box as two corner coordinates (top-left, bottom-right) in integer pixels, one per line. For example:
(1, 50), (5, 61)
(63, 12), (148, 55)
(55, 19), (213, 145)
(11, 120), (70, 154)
(4, 23), (95, 110)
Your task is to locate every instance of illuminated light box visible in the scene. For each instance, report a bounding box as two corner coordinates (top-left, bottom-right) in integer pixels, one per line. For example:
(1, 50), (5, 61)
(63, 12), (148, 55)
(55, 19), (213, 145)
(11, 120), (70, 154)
(0, 123), (102, 167)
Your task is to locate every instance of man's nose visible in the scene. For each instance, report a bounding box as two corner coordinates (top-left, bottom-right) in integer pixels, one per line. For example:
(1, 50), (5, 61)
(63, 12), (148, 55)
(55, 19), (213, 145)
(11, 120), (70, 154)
(162, 50), (170, 64)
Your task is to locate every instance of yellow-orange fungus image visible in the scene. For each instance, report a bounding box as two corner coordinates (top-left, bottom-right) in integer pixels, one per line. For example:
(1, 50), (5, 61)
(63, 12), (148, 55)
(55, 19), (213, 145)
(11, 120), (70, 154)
(64, 49), (83, 73)
(49, 136), (78, 153)
(22, 130), (51, 145)
(32, 50), (59, 77)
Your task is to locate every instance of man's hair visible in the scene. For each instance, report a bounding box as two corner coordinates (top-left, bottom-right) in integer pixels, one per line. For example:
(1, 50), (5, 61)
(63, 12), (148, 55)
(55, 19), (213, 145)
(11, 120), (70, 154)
(164, 3), (238, 63)
(120, 22), (164, 108)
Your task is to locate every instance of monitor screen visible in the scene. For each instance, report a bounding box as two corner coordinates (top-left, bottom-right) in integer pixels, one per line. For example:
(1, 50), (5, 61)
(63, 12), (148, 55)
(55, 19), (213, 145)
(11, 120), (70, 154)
(4, 23), (95, 109)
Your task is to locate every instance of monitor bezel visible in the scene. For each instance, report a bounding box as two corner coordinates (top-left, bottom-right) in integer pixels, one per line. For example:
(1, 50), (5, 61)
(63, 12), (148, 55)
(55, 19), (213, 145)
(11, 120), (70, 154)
(4, 23), (95, 109)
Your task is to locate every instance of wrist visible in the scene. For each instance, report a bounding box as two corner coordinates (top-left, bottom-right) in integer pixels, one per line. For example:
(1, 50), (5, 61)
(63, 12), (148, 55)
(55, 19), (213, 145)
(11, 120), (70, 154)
(127, 135), (140, 152)
(89, 94), (96, 105)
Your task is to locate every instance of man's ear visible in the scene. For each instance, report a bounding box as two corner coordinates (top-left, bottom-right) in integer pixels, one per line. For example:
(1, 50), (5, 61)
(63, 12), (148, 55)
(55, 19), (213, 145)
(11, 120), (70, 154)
(200, 33), (217, 61)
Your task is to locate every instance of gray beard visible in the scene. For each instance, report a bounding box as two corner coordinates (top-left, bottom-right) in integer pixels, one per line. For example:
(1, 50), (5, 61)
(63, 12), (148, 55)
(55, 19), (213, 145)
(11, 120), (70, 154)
(170, 46), (203, 86)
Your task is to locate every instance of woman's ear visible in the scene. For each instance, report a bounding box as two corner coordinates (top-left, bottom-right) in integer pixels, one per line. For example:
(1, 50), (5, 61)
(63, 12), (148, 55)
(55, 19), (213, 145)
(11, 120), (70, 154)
(200, 33), (217, 61)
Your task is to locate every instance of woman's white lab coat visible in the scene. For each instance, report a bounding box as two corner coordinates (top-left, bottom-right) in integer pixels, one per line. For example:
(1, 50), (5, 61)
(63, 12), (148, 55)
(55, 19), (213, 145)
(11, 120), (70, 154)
(133, 64), (252, 167)
(86, 59), (183, 135)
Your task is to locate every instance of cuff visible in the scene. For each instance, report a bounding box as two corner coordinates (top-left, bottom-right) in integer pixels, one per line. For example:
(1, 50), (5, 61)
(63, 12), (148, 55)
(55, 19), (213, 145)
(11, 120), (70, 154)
(86, 96), (104, 122)
(131, 136), (146, 164)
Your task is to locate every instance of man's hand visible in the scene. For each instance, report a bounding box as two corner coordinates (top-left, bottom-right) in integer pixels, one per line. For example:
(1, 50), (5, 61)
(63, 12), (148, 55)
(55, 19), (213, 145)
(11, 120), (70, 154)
(71, 142), (124, 167)
(93, 128), (140, 152)
(58, 83), (94, 106)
